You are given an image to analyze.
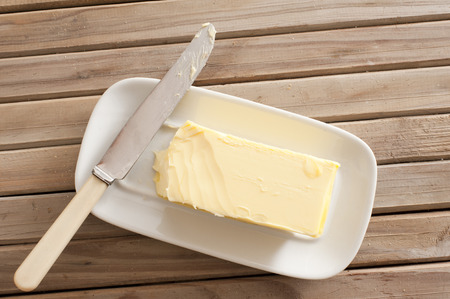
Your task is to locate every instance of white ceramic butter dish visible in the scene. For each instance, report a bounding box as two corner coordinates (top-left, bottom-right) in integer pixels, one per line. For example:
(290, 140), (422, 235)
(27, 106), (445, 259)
(75, 78), (377, 279)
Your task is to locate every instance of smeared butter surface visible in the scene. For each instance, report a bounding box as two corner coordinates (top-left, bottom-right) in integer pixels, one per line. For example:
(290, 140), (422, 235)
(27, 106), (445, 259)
(153, 121), (340, 237)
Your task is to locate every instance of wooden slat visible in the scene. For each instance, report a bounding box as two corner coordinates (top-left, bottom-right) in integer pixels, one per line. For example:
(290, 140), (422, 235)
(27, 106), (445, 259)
(353, 211), (450, 267)
(1, 161), (449, 245)
(335, 114), (450, 164)
(0, 211), (448, 295)
(2, 66), (450, 151)
(9, 263), (450, 299)
(2, 21), (450, 102)
(375, 160), (450, 213)
(1, 0), (450, 57)
(0, 96), (98, 151)
(0, 192), (130, 245)
(0, 145), (78, 196)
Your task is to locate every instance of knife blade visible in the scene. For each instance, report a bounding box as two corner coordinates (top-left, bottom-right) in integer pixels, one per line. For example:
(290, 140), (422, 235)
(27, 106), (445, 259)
(94, 23), (216, 184)
(14, 23), (216, 292)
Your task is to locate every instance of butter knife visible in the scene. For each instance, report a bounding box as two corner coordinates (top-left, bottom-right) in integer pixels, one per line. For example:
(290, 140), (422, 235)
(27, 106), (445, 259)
(14, 23), (215, 292)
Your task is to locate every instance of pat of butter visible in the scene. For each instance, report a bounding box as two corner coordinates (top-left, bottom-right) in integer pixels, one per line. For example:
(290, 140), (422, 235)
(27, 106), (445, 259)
(153, 121), (340, 237)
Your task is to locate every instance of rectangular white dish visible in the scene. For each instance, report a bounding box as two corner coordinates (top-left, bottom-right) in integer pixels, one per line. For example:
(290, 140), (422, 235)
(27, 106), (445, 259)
(75, 77), (377, 279)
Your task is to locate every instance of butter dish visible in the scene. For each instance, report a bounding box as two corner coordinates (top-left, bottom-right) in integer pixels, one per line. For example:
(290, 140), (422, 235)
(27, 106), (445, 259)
(75, 78), (377, 279)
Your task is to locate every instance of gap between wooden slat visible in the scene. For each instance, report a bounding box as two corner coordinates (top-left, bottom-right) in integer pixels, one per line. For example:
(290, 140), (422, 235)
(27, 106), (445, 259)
(0, 211), (448, 295)
(1, 159), (449, 245)
(1, 66), (450, 151)
(1, 20), (450, 102)
(0, 1), (145, 14)
(6, 262), (449, 299)
(1, 0), (450, 58)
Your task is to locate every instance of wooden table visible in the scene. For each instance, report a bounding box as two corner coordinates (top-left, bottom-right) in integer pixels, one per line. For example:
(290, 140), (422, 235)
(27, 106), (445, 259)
(1, 1), (450, 298)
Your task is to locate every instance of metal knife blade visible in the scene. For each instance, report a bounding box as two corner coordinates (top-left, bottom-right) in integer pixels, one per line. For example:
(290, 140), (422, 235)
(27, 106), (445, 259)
(93, 23), (215, 184)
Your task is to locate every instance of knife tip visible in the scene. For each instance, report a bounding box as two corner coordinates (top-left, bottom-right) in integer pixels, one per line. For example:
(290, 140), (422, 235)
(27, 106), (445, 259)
(201, 23), (216, 44)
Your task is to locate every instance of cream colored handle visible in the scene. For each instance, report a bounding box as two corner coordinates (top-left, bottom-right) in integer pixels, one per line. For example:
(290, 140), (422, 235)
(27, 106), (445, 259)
(14, 174), (108, 292)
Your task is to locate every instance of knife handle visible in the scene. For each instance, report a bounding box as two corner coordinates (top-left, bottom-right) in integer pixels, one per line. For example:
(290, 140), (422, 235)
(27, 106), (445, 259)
(14, 174), (108, 292)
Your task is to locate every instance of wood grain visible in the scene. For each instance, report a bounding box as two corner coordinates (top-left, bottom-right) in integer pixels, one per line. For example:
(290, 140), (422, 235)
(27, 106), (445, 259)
(354, 211), (450, 267)
(0, 211), (448, 295)
(335, 114), (450, 164)
(0, 193), (130, 245)
(375, 161), (450, 213)
(7, 262), (449, 299)
(2, 0), (450, 57)
(210, 66), (450, 122)
(2, 20), (450, 102)
(0, 96), (98, 151)
(2, 66), (450, 151)
(0, 145), (78, 196)
(0, 235), (263, 295)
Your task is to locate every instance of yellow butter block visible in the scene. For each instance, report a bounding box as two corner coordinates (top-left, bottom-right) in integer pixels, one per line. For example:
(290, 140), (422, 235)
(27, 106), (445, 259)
(153, 121), (340, 237)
